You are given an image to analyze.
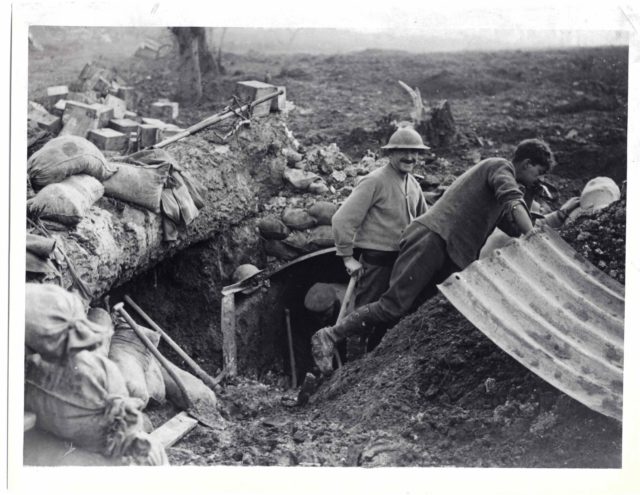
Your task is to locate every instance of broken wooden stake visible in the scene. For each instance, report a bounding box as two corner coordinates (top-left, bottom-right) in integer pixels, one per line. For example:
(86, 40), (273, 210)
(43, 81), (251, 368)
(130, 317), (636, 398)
(149, 411), (198, 448)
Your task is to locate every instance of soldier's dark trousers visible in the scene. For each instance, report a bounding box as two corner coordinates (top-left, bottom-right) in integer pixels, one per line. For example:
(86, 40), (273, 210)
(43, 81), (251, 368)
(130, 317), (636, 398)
(328, 222), (459, 343)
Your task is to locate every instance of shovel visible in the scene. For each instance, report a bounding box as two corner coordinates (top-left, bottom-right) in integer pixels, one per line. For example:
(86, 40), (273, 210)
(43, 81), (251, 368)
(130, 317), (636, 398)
(123, 295), (223, 389)
(113, 303), (221, 429)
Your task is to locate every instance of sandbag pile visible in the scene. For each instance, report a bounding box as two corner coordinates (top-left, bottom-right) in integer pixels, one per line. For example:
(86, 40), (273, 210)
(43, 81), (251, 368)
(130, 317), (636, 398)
(27, 136), (116, 227)
(24, 283), (168, 465)
(258, 200), (338, 261)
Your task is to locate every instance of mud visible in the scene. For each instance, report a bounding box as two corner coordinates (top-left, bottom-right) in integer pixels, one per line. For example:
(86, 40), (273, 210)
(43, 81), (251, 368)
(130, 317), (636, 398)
(27, 28), (626, 467)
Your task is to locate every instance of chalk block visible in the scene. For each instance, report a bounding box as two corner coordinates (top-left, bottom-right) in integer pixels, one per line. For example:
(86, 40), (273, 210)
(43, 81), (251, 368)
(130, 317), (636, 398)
(88, 128), (129, 152)
(108, 118), (139, 134)
(43, 85), (69, 111)
(150, 101), (179, 121)
(28, 101), (61, 134)
(160, 125), (184, 138)
(51, 99), (67, 117)
(123, 110), (138, 119)
(271, 85), (287, 112)
(103, 94), (127, 119)
(138, 124), (160, 147)
(31, 112), (62, 135)
(116, 86), (136, 109)
(93, 75), (112, 95)
(142, 117), (167, 127)
(63, 100), (114, 126)
(60, 101), (106, 137)
(235, 80), (278, 117)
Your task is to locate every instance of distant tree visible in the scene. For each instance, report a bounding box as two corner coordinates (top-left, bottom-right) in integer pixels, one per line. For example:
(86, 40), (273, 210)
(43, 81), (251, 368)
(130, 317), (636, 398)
(169, 27), (218, 103)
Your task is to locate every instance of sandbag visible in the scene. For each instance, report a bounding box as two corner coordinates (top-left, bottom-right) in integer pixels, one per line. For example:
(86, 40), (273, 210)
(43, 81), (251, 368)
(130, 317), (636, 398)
(308, 201), (338, 225)
(27, 174), (104, 226)
(257, 216), (291, 240)
(282, 207), (317, 230)
(102, 162), (170, 213)
(27, 135), (116, 189)
(108, 315), (166, 407)
(24, 351), (167, 465)
(25, 283), (110, 361)
(161, 360), (218, 412)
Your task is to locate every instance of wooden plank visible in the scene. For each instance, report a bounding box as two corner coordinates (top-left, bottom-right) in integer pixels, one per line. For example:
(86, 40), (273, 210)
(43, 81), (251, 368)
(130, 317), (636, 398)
(24, 411), (37, 432)
(220, 293), (237, 377)
(149, 411), (198, 448)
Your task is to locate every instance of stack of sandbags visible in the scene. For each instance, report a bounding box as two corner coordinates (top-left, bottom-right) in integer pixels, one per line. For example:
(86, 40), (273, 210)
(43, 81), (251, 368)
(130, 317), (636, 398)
(24, 283), (168, 465)
(259, 201), (338, 260)
(27, 136), (117, 227)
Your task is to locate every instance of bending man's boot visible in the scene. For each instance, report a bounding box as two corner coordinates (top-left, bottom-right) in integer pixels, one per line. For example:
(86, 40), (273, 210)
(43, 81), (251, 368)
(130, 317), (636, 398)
(311, 304), (378, 375)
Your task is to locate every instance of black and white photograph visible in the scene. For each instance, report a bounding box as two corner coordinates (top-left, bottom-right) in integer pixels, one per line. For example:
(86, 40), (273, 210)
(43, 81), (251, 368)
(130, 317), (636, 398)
(4, 1), (640, 493)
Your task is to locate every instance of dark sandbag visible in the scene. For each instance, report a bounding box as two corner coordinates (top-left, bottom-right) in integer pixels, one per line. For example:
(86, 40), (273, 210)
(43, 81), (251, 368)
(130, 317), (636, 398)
(27, 174), (104, 226)
(102, 162), (170, 213)
(25, 351), (167, 465)
(283, 225), (334, 252)
(282, 207), (317, 230)
(25, 283), (110, 361)
(258, 216), (291, 240)
(27, 135), (116, 189)
(308, 201), (338, 225)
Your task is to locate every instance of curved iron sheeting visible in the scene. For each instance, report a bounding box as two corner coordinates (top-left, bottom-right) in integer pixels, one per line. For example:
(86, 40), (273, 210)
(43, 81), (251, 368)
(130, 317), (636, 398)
(438, 225), (624, 421)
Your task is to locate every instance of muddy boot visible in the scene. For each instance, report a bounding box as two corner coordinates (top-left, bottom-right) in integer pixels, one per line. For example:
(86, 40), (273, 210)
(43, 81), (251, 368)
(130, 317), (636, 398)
(311, 304), (378, 375)
(311, 327), (335, 376)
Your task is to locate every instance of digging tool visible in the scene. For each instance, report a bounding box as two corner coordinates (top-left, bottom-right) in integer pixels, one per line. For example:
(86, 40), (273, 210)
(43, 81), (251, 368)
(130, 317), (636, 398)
(123, 295), (223, 389)
(113, 303), (220, 429)
(284, 308), (297, 389)
(332, 274), (358, 368)
(153, 89), (284, 149)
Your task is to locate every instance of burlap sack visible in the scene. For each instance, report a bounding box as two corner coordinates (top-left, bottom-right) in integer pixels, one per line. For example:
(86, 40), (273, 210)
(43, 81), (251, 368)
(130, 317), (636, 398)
(25, 351), (167, 464)
(102, 162), (170, 213)
(27, 174), (104, 226)
(25, 283), (110, 361)
(27, 135), (116, 189)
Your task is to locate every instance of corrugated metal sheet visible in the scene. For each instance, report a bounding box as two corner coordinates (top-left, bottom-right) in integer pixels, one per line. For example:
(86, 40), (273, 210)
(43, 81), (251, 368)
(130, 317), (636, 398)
(438, 225), (624, 421)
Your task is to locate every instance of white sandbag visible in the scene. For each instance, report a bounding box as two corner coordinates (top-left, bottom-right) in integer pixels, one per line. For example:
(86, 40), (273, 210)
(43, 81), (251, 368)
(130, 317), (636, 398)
(25, 283), (110, 361)
(27, 135), (116, 189)
(27, 174), (104, 226)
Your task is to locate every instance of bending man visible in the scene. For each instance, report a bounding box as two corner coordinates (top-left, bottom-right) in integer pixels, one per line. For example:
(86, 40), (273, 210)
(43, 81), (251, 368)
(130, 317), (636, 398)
(312, 138), (555, 375)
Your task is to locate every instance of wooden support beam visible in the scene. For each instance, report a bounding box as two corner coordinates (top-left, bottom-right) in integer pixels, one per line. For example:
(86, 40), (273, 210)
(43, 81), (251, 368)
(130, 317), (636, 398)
(220, 293), (237, 377)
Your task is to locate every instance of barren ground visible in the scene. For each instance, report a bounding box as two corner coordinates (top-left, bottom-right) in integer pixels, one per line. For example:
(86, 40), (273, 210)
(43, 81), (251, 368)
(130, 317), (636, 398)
(27, 27), (626, 467)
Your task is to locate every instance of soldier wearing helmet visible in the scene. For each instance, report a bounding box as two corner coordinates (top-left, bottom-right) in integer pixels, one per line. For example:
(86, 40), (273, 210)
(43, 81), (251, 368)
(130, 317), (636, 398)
(330, 125), (430, 356)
